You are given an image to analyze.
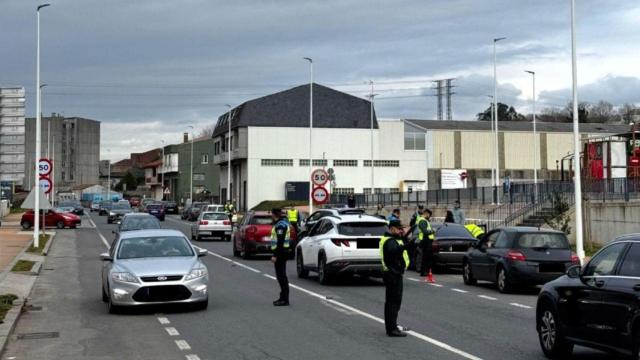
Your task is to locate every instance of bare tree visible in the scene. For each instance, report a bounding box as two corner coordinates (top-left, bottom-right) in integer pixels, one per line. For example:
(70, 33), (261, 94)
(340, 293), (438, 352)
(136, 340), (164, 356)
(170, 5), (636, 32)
(620, 103), (640, 123)
(198, 124), (216, 138)
(590, 101), (615, 123)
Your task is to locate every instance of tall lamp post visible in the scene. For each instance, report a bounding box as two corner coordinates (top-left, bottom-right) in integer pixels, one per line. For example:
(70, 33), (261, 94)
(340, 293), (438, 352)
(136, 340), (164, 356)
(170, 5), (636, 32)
(303, 57), (313, 214)
(225, 104), (233, 204)
(106, 149), (111, 201)
(368, 81), (377, 196)
(493, 37), (506, 205)
(525, 70), (539, 201)
(188, 125), (194, 203)
(571, 0), (585, 262)
(34, 3), (51, 248)
(160, 140), (165, 200)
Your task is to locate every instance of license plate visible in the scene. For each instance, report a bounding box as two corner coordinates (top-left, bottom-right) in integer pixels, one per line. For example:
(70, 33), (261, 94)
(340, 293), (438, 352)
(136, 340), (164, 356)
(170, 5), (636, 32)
(200, 231), (211, 235)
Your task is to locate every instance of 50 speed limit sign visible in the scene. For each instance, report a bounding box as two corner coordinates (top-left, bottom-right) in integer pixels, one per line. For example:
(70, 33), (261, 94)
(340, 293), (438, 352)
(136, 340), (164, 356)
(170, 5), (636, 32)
(312, 186), (329, 205)
(38, 158), (52, 177)
(311, 169), (329, 186)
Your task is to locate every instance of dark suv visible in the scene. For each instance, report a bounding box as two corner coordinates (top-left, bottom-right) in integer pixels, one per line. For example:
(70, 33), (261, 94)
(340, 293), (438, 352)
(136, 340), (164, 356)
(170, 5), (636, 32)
(182, 202), (207, 221)
(536, 235), (640, 359)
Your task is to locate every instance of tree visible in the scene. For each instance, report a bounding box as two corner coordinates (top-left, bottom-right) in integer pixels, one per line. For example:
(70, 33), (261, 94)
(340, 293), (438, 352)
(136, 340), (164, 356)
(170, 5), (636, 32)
(198, 124), (216, 138)
(477, 102), (526, 122)
(590, 101), (616, 123)
(115, 171), (138, 192)
(620, 103), (640, 123)
(565, 101), (591, 123)
(538, 107), (569, 123)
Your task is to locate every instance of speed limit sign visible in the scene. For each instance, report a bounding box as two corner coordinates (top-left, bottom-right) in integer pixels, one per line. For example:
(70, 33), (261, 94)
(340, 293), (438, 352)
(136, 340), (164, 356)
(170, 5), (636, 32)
(38, 158), (52, 177)
(311, 169), (329, 186)
(312, 186), (329, 205)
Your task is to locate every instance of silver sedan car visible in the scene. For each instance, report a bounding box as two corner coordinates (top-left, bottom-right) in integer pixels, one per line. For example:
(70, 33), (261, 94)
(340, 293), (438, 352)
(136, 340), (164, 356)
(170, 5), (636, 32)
(101, 229), (209, 313)
(192, 212), (232, 241)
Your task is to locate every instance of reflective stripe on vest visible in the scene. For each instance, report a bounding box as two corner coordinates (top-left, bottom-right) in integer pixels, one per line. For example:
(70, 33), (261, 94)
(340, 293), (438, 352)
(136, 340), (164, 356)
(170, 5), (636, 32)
(416, 217), (435, 242)
(287, 209), (298, 222)
(379, 236), (410, 272)
(270, 220), (291, 250)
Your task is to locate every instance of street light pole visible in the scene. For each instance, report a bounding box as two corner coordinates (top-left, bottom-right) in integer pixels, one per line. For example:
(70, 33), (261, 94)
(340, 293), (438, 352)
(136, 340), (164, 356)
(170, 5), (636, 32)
(34, 3), (50, 248)
(304, 57), (313, 214)
(571, 0), (585, 263)
(525, 70), (538, 201)
(160, 140), (165, 200)
(188, 125), (194, 203)
(493, 37), (506, 205)
(106, 148), (111, 201)
(225, 104), (233, 204)
(368, 81), (377, 196)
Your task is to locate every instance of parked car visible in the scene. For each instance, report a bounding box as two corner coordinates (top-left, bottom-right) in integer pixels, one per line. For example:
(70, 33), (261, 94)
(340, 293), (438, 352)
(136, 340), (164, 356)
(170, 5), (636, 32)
(58, 201), (84, 216)
(163, 201), (178, 214)
(233, 211), (298, 259)
(191, 212), (232, 241)
(295, 214), (387, 284)
(100, 229), (209, 313)
(108, 202), (134, 224)
(407, 223), (479, 270)
(21, 209), (81, 229)
(536, 235), (640, 359)
(144, 203), (166, 221)
(300, 208), (365, 234)
(99, 201), (114, 216)
(182, 202), (208, 221)
(462, 227), (579, 293)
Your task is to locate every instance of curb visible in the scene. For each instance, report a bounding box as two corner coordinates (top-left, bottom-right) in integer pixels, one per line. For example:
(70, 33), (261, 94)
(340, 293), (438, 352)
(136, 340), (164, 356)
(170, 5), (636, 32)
(0, 299), (23, 355)
(41, 232), (56, 256)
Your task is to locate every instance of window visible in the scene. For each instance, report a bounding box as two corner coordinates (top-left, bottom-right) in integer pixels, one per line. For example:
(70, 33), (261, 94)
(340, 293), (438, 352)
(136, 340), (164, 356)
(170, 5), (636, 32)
(618, 243), (640, 277)
(300, 159), (329, 167)
(583, 243), (627, 277)
(333, 188), (354, 195)
(484, 231), (501, 248)
(338, 222), (386, 236)
(214, 142), (220, 155)
(404, 122), (426, 150)
(515, 233), (570, 249)
(363, 188), (399, 194)
(494, 232), (509, 248)
(364, 160), (400, 167)
(261, 159), (293, 167)
(333, 159), (358, 167)
(201, 154), (209, 164)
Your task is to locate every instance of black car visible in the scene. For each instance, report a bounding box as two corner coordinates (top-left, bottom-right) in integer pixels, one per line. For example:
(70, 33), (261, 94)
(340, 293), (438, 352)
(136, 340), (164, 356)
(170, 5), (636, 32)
(107, 203), (134, 224)
(144, 203), (166, 221)
(536, 235), (640, 359)
(112, 213), (161, 243)
(163, 201), (178, 214)
(407, 223), (478, 270)
(462, 227), (578, 293)
(98, 201), (114, 216)
(182, 202), (207, 221)
(58, 201), (84, 216)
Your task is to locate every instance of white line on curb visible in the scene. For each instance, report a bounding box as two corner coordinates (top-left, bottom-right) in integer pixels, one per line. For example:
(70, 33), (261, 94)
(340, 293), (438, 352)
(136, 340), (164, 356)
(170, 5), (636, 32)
(478, 295), (497, 301)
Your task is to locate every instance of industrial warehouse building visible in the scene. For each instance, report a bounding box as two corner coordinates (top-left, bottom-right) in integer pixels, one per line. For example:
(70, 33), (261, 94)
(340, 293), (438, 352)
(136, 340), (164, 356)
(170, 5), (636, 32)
(210, 83), (628, 211)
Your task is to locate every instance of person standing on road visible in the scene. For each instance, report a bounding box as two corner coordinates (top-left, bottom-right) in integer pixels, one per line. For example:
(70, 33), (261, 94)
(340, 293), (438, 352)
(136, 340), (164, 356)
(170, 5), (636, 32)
(409, 205), (424, 227)
(347, 193), (356, 208)
(270, 208), (291, 306)
(417, 208), (436, 282)
(287, 205), (299, 232)
(452, 200), (465, 225)
(380, 219), (410, 337)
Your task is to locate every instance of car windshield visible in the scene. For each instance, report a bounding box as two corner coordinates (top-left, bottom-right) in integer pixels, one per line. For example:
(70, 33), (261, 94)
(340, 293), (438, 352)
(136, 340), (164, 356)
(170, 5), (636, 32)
(202, 213), (228, 220)
(117, 236), (193, 259)
(338, 222), (387, 236)
(113, 203), (131, 210)
(250, 216), (273, 225)
(515, 233), (570, 249)
(435, 224), (474, 238)
(121, 217), (161, 231)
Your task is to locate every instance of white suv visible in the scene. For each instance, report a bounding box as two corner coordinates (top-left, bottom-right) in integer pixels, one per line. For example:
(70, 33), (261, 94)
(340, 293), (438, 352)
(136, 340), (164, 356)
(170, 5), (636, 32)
(295, 214), (387, 284)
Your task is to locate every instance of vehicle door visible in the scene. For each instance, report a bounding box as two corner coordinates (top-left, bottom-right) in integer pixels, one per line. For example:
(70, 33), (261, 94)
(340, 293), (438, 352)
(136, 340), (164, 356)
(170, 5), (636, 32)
(102, 237), (118, 289)
(597, 242), (640, 349)
(301, 220), (326, 268)
(569, 242), (628, 344)
(44, 210), (57, 227)
(471, 230), (500, 280)
(235, 215), (249, 246)
(487, 231), (510, 279)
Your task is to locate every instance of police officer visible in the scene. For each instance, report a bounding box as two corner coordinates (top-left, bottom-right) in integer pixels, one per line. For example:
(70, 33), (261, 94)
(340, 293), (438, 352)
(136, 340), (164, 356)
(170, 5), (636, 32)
(270, 208), (291, 306)
(416, 208), (436, 282)
(287, 205), (299, 232)
(380, 219), (410, 337)
(465, 223), (485, 239)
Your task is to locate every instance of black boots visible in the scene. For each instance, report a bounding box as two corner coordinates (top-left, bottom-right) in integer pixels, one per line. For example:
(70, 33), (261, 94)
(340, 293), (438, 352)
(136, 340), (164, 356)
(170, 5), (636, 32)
(273, 299), (289, 306)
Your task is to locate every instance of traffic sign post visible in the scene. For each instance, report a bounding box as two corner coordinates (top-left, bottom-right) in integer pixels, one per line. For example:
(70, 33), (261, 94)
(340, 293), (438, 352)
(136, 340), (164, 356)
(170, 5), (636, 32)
(312, 186), (329, 205)
(311, 169), (329, 186)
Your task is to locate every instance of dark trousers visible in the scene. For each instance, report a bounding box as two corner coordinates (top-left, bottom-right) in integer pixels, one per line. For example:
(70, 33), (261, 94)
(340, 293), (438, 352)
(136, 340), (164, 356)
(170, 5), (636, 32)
(420, 240), (433, 276)
(274, 255), (289, 302)
(383, 271), (403, 333)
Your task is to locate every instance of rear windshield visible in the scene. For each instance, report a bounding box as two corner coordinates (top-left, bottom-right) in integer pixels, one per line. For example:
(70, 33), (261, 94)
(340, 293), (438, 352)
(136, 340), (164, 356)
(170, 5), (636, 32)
(121, 216), (161, 231)
(250, 216), (273, 225)
(113, 203), (131, 210)
(338, 222), (386, 236)
(516, 233), (570, 249)
(147, 204), (163, 209)
(202, 213), (229, 221)
(435, 224), (474, 238)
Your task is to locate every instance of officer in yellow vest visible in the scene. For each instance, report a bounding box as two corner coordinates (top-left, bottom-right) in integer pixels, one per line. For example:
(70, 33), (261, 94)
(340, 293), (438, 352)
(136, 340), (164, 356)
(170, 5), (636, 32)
(270, 208), (291, 306)
(416, 208), (436, 282)
(465, 223), (485, 239)
(287, 206), (299, 231)
(380, 219), (410, 337)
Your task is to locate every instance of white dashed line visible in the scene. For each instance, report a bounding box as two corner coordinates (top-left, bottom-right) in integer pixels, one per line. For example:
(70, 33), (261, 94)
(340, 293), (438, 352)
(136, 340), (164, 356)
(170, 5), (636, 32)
(478, 295), (497, 301)
(231, 261), (261, 273)
(451, 288), (468, 293)
(175, 340), (191, 351)
(97, 230), (110, 249)
(165, 327), (180, 336)
(263, 274), (277, 280)
(206, 250), (233, 262)
(427, 282), (444, 288)
(407, 277), (420, 282)
(157, 317), (170, 325)
(185, 355), (201, 360)
(509, 303), (533, 309)
(86, 217), (97, 228)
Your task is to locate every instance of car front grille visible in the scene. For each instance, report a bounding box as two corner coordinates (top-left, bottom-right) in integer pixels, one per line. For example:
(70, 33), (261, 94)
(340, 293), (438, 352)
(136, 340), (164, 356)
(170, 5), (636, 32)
(140, 275), (183, 282)
(132, 285), (192, 302)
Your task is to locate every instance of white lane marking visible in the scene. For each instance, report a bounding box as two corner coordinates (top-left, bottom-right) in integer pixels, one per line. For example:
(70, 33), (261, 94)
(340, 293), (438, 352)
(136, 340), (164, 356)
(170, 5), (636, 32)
(206, 250), (233, 263)
(87, 217), (97, 228)
(185, 355), (201, 360)
(158, 317), (170, 325)
(263, 274), (277, 280)
(165, 327), (180, 336)
(407, 277), (420, 282)
(427, 282), (444, 288)
(478, 295), (497, 301)
(231, 261), (261, 273)
(509, 302), (533, 309)
(97, 231), (110, 249)
(175, 340), (191, 350)
(451, 288), (468, 294)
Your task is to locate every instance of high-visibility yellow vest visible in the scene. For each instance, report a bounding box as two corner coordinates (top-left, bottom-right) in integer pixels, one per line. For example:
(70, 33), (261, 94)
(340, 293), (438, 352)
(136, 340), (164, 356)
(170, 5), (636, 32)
(465, 224), (485, 239)
(270, 220), (291, 250)
(287, 209), (298, 222)
(379, 236), (410, 272)
(416, 217), (435, 242)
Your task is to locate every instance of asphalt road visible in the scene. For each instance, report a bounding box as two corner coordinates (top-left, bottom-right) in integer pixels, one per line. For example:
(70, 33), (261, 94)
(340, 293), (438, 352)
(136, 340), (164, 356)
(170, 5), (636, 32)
(2, 212), (619, 360)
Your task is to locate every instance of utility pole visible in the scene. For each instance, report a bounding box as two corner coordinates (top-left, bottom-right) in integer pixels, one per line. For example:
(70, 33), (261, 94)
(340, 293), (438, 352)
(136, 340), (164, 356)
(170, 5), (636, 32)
(304, 57), (313, 214)
(493, 37), (506, 205)
(369, 81), (377, 196)
(525, 70), (539, 201)
(571, 0), (585, 263)
(225, 104), (233, 204)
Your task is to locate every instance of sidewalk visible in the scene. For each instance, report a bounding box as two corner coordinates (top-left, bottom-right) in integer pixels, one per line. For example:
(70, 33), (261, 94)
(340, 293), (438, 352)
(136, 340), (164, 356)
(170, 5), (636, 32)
(0, 213), (30, 274)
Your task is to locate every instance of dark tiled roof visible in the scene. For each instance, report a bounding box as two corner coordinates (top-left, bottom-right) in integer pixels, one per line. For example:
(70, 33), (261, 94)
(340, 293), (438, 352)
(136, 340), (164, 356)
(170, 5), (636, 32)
(213, 83), (377, 137)
(404, 119), (630, 134)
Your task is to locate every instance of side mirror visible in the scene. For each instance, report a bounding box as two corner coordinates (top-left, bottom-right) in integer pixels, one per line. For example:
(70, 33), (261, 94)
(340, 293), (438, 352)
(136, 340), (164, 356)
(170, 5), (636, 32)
(197, 248), (208, 257)
(100, 253), (113, 262)
(567, 264), (581, 278)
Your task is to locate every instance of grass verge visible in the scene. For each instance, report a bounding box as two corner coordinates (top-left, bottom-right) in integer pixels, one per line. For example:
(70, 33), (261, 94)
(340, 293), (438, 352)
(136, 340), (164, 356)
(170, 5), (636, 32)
(27, 234), (50, 253)
(0, 294), (18, 324)
(11, 260), (35, 272)
(9, 208), (24, 214)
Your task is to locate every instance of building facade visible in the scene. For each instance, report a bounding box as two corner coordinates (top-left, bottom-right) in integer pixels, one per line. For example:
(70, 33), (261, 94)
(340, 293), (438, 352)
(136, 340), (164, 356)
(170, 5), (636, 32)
(0, 87), (26, 186)
(24, 115), (100, 191)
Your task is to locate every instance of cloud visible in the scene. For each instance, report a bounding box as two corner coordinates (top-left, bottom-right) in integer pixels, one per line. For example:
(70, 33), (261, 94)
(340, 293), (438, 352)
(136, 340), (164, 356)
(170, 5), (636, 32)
(538, 75), (640, 108)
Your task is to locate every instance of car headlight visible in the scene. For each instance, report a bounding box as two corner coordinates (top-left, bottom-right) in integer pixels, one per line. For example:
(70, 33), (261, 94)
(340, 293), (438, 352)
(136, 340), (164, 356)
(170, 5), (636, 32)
(109, 212), (116, 216)
(184, 267), (207, 281)
(111, 272), (138, 283)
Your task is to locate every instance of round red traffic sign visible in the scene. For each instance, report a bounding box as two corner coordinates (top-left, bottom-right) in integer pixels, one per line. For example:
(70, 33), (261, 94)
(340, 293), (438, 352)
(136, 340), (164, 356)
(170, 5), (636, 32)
(38, 158), (52, 177)
(312, 186), (329, 205)
(311, 169), (329, 186)
(39, 177), (52, 194)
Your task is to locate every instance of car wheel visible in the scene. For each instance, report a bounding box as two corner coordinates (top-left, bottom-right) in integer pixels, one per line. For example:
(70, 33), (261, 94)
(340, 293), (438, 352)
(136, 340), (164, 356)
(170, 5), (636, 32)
(497, 266), (512, 293)
(102, 286), (108, 302)
(296, 251), (309, 279)
(318, 255), (332, 285)
(106, 289), (121, 314)
(21, 221), (31, 230)
(56, 221), (65, 229)
(242, 245), (251, 260)
(463, 261), (477, 286)
(538, 303), (573, 359)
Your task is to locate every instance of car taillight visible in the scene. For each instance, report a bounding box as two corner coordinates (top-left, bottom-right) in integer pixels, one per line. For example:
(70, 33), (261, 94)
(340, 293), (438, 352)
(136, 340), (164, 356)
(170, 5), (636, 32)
(571, 253), (580, 264)
(431, 241), (439, 253)
(330, 239), (350, 247)
(223, 220), (231, 225)
(507, 250), (526, 261)
(200, 220), (209, 225)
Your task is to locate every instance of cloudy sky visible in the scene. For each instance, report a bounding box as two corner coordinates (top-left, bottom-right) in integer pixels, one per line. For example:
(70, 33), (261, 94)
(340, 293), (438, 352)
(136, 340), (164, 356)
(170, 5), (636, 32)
(2, 0), (639, 161)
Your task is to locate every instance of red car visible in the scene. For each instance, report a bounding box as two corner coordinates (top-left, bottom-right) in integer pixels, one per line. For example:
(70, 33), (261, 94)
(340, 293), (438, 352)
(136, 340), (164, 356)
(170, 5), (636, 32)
(233, 211), (297, 259)
(21, 209), (81, 230)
